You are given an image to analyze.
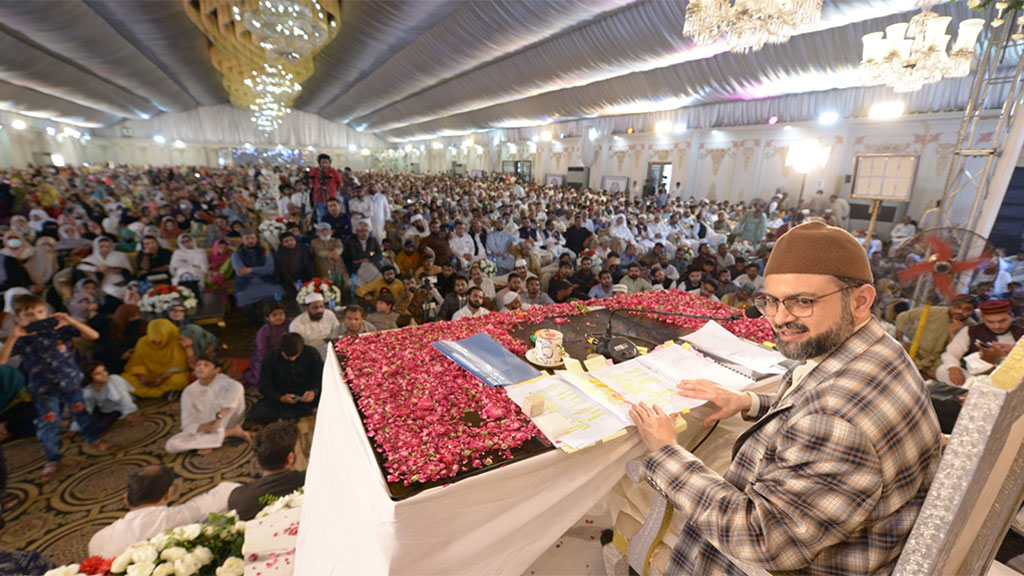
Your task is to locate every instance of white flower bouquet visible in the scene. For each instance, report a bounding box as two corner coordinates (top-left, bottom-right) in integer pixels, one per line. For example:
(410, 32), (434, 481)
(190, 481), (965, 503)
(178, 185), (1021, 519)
(44, 512), (244, 576)
(477, 259), (498, 278)
(295, 279), (343, 307)
(139, 284), (198, 315)
(258, 217), (287, 249)
(255, 487), (304, 519)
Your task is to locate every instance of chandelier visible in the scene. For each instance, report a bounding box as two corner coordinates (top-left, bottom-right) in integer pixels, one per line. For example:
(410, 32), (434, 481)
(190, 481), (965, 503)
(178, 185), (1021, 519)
(683, 0), (824, 54)
(242, 0), (332, 61)
(860, 7), (986, 93)
(244, 63), (301, 131)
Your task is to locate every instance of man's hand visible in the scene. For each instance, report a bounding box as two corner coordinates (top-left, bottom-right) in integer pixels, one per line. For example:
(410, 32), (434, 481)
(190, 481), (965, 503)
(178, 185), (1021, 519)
(949, 367), (966, 386)
(300, 390), (316, 403)
(629, 402), (678, 453)
(677, 379), (753, 429)
(950, 318), (965, 337)
(280, 394), (297, 405)
(239, 267), (253, 276)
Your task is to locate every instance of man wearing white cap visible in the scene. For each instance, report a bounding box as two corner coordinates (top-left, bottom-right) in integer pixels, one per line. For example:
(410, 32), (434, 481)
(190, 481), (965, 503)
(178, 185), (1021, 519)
(403, 214), (430, 245)
(288, 293), (339, 360)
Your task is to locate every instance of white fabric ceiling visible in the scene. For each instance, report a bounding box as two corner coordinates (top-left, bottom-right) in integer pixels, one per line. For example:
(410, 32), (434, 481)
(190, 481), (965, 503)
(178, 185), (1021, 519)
(0, 0), (986, 141)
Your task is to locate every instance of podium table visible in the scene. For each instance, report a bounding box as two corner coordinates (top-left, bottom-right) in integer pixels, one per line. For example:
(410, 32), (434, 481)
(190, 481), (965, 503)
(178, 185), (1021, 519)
(296, 349), (779, 575)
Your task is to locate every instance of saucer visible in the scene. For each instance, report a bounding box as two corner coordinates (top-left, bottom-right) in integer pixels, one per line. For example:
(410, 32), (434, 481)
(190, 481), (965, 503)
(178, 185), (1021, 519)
(526, 348), (564, 368)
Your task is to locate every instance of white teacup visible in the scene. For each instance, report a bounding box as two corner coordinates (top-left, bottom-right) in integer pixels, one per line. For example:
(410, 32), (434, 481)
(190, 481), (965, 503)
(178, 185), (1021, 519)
(534, 329), (564, 363)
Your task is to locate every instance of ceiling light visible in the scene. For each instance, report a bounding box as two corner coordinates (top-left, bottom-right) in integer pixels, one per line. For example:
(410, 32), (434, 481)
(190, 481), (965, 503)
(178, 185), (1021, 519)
(243, 0), (330, 61)
(45, 127), (56, 136)
(684, 0), (823, 54)
(173, 139), (186, 149)
(860, 12), (984, 93)
(307, 145), (314, 151)
(431, 141), (443, 150)
(868, 101), (906, 120)
(588, 128), (600, 141)
(348, 144), (358, 152)
(786, 139), (831, 174)
(50, 153), (65, 167)
(404, 144), (413, 152)
(153, 135), (166, 144)
(655, 120), (673, 134)
(768, 115), (779, 125)
(360, 147), (370, 156)
(540, 131), (553, 142)
(818, 111), (840, 125)
(531, 135), (540, 143)
(11, 119), (26, 130)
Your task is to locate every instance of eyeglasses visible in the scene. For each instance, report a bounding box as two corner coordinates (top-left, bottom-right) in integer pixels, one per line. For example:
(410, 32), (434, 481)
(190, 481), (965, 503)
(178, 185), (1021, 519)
(753, 286), (849, 318)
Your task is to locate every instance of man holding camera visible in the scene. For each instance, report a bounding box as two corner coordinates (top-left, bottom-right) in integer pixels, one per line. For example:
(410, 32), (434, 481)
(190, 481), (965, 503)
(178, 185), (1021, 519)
(308, 153), (343, 222)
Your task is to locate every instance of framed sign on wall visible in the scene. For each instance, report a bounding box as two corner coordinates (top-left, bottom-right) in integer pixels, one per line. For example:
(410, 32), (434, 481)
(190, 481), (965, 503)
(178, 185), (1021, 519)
(851, 154), (918, 202)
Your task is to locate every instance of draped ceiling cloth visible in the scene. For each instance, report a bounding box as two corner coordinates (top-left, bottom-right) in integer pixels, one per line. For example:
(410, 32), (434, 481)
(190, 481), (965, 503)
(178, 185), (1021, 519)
(0, 1), (994, 140)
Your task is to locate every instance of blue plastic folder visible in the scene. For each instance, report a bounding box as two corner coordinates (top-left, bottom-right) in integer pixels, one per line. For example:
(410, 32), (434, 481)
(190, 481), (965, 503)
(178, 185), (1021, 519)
(432, 333), (542, 387)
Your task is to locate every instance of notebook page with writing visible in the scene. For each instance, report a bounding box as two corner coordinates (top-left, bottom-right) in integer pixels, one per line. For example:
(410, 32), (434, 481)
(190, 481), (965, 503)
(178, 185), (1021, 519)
(681, 320), (785, 374)
(638, 344), (755, 391)
(590, 346), (711, 418)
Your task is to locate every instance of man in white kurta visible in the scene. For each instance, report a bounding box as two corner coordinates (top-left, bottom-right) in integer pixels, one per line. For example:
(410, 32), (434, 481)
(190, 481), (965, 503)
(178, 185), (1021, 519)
(369, 184), (391, 242)
(448, 221), (475, 270)
(88, 464), (239, 558)
(288, 292), (339, 359)
(165, 356), (248, 454)
(347, 188), (373, 230)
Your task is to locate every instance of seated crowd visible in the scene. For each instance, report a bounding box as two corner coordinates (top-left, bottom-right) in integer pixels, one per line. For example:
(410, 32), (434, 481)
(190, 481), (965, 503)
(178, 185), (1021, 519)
(0, 156), (1021, 562)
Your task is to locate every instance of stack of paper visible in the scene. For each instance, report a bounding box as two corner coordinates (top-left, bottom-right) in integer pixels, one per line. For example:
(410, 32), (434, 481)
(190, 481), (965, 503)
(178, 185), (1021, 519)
(681, 321), (786, 375)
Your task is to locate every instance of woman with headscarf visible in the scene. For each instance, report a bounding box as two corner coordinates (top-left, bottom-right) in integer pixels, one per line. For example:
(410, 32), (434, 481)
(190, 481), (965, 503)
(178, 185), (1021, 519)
(94, 303), (143, 374)
(169, 233), (208, 293)
(27, 208), (53, 233)
(9, 216), (35, 242)
(79, 235), (133, 303)
(135, 235), (172, 282)
(0, 231), (35, 292)
(24, 236), (57, 290)
(122, 318), (191, 399)
(206, 238), (234, 290)
(56, 224), (92, 255)
(159, 216), (180, 245)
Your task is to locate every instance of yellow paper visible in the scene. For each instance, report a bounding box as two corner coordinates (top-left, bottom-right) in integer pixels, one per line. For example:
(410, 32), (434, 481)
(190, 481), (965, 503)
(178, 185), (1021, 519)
(584, 355), (609, 372)
(563, 356), (585, 374)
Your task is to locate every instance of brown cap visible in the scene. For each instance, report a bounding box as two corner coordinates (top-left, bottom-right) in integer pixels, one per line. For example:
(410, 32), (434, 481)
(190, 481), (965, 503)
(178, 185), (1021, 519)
(951, 293), (976, 305)
(764, 221), (872, 283)
(979, 299), (1010, 315)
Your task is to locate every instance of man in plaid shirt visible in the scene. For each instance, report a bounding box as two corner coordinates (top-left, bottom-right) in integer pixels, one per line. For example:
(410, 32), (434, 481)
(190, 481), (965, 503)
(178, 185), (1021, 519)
(631, 222), (942, 575)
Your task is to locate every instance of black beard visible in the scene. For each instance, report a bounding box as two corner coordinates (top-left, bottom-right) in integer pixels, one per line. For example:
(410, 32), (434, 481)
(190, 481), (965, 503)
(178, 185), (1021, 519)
(773, 299), (856, 361)
(309, 312), (324, 321)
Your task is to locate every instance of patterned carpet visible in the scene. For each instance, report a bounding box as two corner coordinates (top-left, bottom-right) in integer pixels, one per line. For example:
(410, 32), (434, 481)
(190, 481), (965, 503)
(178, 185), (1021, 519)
(0, 391), (267, 566)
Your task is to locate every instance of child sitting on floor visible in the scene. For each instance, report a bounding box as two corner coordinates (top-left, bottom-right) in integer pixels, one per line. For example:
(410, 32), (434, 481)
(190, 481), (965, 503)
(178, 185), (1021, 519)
(0, 294), (115, 481)
(78, 361), (141, 435)
(165, 352), (250, 455)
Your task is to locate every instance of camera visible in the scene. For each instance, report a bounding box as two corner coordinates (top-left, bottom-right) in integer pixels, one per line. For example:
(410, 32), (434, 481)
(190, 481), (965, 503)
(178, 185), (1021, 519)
(25, 317), (59, 334)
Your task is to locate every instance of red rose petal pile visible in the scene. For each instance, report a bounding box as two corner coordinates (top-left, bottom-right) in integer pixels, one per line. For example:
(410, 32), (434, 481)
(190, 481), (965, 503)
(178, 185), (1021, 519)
(335, 290), (774, 486)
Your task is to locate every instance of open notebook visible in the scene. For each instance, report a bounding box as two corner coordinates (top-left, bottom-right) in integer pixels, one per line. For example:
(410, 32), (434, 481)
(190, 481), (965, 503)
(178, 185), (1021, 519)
(506, 343), (754, 450)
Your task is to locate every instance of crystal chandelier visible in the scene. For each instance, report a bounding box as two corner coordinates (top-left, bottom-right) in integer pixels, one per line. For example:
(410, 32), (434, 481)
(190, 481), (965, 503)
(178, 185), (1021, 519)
(860, 7), (986, 93)
(244, 64), (301, 132)
(683, 0), (824, 54)
(243, 0), (332, 62)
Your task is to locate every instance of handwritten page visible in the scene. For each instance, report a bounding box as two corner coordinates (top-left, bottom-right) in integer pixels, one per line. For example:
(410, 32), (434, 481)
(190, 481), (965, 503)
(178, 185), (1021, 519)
(505, 374), (631, 450)
(638, 344), (755, 391)
(682, 321), (785, 374)
(590, 346), (714, 417)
